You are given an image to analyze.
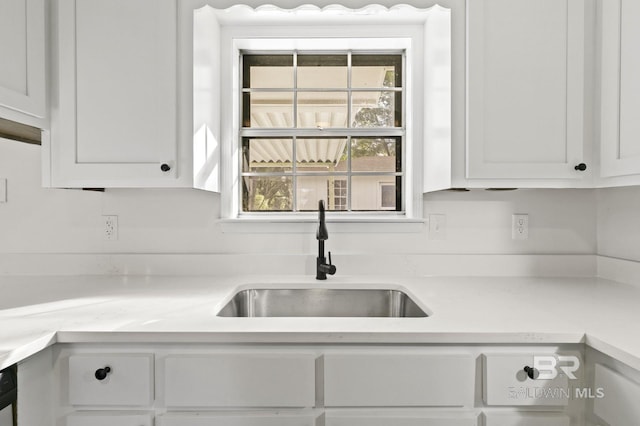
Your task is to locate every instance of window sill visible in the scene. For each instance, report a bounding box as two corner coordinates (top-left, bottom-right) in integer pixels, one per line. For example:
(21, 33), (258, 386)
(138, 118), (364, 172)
(217, 216), (425, 234)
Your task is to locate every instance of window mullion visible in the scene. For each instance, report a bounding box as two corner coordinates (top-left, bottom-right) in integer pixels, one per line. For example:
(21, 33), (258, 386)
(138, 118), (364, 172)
(347, 51), (352, 129)
(293, 51), (298, 129)
(292, 136), (297, 212)
(347, 51), (352, 212)
(292, 53), (298, 212)
(347, 135), (352, 212)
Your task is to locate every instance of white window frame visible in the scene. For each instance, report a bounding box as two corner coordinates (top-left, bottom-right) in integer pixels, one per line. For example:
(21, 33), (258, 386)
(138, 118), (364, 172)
(220, 29), (423, 226)
(183, 2), (459, 233)
(239, 49), (406, 214)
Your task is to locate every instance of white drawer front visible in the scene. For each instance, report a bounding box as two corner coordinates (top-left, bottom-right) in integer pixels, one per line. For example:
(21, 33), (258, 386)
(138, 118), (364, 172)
(157, 412), (318, 426)
(594, 363), (640, 425)
(483, 354), (570, 406)
(66, 412), (153, 426)
(68, 354), (153, 406)
(163, 354), (315, 408)
(484, 412), (569, 426)
(323, 353), (474, 407)
(326, 411), (478, 426)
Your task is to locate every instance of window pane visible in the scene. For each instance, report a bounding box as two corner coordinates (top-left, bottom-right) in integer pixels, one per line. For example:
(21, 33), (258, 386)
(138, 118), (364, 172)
(297, 55), (347, 88)
(243, 55), (293, 88)
(297, 92), (348, 128)
(351, 138), (400, 172)
(351, 176), (400, 211)
(239, 52), (405, 214)
(352, 55), (402, 88)
(297, 176), (347, 211)
(243, 92), (294, 128)
(243, 176), (293, 211)
(296, 138), (347, 172)
(243, 138), (293, 172)
(352, 91), (400, 128)
(380, 184), (396, 209)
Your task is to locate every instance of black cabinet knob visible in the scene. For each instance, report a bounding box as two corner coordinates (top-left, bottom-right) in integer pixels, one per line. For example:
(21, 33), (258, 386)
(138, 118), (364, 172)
(94, 366), (111, 381)
(523, 366), (539, 379)
(160, 163), (171, 172)
(574, 163), (587, 171)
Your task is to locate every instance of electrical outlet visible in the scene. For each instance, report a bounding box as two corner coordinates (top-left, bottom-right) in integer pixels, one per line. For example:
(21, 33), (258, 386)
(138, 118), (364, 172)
(512, 214), (529, 240)
(103, 215), (118, 241)
(0, 178), (6, 203)
(428, 214), (447, 240)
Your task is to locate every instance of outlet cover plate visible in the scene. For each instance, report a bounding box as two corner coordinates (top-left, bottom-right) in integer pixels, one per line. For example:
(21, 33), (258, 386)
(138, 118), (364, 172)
(512, 214), (529, 240)
(102, 215), (118, 241)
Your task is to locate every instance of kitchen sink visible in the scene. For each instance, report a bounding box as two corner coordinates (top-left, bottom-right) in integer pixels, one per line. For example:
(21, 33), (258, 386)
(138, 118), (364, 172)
(217, 288), (428, 318)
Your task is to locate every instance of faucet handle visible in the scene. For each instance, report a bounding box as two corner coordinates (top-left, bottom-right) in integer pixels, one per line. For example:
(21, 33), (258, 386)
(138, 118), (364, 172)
(326, 252), (337, 275)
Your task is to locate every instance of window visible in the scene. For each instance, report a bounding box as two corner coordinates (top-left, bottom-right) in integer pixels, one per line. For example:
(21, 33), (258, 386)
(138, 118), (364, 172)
(192, 5), (456, 224)
(240, 52), (404, 213)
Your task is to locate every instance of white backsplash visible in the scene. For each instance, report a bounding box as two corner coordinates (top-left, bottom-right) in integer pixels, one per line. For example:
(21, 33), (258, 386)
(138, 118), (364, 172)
(0, 140), (599, 258)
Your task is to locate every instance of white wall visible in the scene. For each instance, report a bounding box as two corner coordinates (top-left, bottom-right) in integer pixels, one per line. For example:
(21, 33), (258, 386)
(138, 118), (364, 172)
(597, 187), (640, 262)
(0, 139), (596, 256)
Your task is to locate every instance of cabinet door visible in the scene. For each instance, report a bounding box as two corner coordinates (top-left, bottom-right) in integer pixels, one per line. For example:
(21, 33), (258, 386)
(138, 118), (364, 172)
(483, 412), (569, 426)
(51, 0), (181, 187)
(66, 412), (153, 426)
(0, 0), (46, 126)
(600, 0), (640, 178)
(157, 412), (318, 426)
(467, 0), (586, 181)
(593, 363), (640, 425)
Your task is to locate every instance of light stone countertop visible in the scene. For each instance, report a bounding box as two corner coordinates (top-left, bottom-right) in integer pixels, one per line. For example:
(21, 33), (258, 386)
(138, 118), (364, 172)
(0, 274), (638, 371)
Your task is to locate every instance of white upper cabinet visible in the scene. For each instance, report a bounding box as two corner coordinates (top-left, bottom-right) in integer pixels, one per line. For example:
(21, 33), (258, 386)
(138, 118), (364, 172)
(0, 0), (46, 127)
(465, 0), (588, 186)
(47, 0), (188, 188)
(599, 0), (640, 183)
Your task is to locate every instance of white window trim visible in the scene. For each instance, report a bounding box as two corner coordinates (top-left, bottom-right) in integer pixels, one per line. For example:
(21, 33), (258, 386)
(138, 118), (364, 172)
(183, 2), (459, 233)
(220, 28), (424, 227)
(238, 45), (406, 215)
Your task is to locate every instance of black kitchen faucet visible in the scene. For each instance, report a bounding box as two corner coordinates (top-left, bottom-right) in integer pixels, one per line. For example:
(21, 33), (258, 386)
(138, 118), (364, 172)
(316, 200), (336, 280)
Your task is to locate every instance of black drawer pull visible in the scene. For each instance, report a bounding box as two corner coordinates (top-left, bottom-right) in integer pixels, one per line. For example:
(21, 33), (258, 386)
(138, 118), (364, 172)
(523, 366), (539, 379)
(94, 366), (111, 381)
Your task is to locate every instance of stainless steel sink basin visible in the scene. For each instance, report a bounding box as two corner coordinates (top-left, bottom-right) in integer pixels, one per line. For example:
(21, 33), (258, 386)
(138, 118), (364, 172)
(217, 288), (428, 318)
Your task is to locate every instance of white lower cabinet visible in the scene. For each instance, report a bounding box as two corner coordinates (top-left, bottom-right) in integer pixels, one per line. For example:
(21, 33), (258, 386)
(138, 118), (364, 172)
(483, 412), (570, 426)
(157, 412), (319, 426)
(51, 345), (586, 426)
(592, 363), (640, 425)
(66, 412), (153, 426)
